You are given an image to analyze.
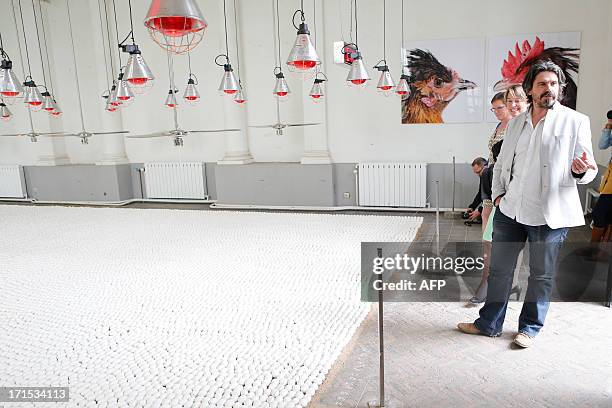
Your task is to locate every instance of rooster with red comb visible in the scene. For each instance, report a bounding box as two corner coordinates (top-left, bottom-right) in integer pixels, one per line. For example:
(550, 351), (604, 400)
(493, 36), (580, 110)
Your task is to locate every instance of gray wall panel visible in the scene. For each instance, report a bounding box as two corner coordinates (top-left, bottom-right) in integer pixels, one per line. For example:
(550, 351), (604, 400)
(24, 165), (123, 201)
(214, 164), (335, 206)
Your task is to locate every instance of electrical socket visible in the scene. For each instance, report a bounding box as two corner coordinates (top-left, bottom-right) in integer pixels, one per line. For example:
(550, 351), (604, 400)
(343, 192), (351, 199)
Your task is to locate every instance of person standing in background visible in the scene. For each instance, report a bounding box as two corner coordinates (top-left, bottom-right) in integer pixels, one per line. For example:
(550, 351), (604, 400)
(590, 110), (612, 241)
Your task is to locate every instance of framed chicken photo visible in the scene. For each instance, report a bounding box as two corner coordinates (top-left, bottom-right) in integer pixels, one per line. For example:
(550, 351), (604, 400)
(485, 31), (581, 122)
(401, 38), (485, 124)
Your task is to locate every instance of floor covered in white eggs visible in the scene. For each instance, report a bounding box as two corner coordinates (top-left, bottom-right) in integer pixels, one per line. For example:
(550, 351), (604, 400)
(0, 205), (422, 408)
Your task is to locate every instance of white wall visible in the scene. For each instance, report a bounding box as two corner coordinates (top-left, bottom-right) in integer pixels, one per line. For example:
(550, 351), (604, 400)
(1, 0), (611, 166)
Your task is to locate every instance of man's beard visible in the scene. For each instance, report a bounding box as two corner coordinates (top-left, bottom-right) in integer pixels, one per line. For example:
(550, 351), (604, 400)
(535, 91), (556, 108)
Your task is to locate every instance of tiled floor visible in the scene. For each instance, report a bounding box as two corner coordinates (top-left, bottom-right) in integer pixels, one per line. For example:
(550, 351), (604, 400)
(310, 213), (612, 408)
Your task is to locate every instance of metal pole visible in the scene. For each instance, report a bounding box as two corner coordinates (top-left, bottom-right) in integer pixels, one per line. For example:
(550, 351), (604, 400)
(436, 180), (440, 256)
(452, 156), (456, 212)
(369, 247), (386, 408)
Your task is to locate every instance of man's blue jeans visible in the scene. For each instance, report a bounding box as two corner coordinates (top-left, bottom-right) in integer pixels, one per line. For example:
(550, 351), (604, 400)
(474, 209), (568, 337)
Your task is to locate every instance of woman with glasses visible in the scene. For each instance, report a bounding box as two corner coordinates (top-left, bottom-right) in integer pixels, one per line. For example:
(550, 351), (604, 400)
(470, 86), (528, 304)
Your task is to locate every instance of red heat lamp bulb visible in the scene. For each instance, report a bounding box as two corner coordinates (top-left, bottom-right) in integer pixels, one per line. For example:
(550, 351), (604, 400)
(148, 17), (202, 37)
(1, 91), (19, 97)
(289, 60), (317, 70)
(351, 79), (367, 85)
(128, 77), (149, 86)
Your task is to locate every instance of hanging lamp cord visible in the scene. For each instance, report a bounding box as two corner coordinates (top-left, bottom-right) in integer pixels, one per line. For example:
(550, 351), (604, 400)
(37, 0), (55, 95)
(17, 0), (33, 78)
(233, 0), (242, 84)
(382, 0), (386, 63)
(111, 0), (122, 68)
(66, 0), (87, 131)
(275, 0), (281, 70)
(31, 0), (48, 89)
(97, 0), (111, 90)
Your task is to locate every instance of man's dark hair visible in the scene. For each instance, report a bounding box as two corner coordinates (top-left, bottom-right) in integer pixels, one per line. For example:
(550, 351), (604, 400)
(607, 110), (612, 120)
(490, 92), (505, 104)
(522, 60), (566, 104)
(471, 157), (487, 167)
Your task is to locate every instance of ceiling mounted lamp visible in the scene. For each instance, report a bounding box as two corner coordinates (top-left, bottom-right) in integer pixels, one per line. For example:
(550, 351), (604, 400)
(183, 75), (200, 105)
(345, 0), (369, 87)
(395, 73), (410, 97)
(233, 85), (246, 104)
(374, 62), (395, 96)
(105, 97), (118, 113)
(273, 70), (290, 101)
(346, 50), (370, 87)
(50, 99), (62, 117)
(23, 79), (43, 110)
(42, 90), (54, 112)
(108, 83), (122, 108)
(217, 62), (239, 95)
(144, 0), (208, 55)
(309, 72), (327, 102)
(286, 2), (320, 77)
(396, 0), (409, 98)
(0, 101), (12, 121)
(374, 0), (394, 96)
(165, 89), (178, 108)
(118, 1), (154, 95)
(0, 59), (23, 100)
(123, 45), (154, 94)
(116, 72), (134, 104)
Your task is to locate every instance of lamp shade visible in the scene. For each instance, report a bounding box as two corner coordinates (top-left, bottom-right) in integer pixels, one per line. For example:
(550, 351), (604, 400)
(165, 89), (178, 108)
(183, 77), (200, 104)
(218, 64), (239, 95)
(144, 0), (208, 54)
(0, 60), (23, 98)
(124, 47), (155, 92)
(273, 72), (290, 99)
(286, 23), (320, 73)
(346, 53), (370, 86)
(395, 74), (410, 97)
(0, 102), (12, 121)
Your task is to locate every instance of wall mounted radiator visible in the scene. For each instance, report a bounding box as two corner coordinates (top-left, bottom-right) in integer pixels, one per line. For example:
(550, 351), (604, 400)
(144, 162), (207, 199)
(357, 163), (427, 207)
(0, 165), (25, 198)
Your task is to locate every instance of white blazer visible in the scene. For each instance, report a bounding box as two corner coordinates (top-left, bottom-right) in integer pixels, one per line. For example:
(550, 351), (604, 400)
(492, 103), (597, 229)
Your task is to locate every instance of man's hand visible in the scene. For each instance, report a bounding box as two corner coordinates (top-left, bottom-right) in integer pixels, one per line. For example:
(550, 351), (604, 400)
(468, 210), (481, 220)
(571, 152), (597, 174)
(494, 196), (503, 206)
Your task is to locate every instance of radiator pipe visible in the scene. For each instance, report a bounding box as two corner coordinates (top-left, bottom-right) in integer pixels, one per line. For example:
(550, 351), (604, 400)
(0, 198), (216, 206)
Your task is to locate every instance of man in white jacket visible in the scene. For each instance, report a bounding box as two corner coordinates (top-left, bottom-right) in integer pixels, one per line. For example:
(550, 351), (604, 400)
(458, 61), (597, 348)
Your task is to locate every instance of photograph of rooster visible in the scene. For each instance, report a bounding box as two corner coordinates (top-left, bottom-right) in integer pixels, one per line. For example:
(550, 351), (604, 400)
(401, 49), (479, 124)
(487, 32), (581, 121)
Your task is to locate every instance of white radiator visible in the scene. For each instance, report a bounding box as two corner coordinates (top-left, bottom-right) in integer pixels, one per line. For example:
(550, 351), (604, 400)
(144, 162), (207, 199)
(357, 163), (427, 207)
(0, 165), (25, 198)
